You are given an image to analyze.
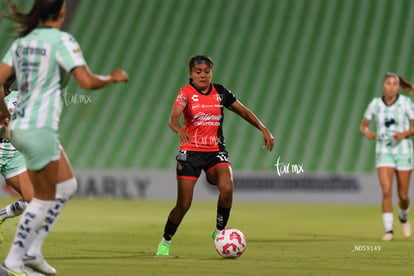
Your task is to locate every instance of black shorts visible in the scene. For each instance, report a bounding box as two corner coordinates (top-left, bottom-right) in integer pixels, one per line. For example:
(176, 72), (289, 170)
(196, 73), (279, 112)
(176, 150), (231, 182)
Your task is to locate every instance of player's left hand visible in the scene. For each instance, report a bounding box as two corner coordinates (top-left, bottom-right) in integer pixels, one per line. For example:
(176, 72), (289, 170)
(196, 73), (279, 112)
(393, 132), (406, 141)
(262, 128), (274, 152)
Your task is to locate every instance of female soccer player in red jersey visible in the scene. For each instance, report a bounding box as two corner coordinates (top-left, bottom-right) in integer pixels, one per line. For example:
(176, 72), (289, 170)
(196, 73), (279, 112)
(156, 55), (274, 255)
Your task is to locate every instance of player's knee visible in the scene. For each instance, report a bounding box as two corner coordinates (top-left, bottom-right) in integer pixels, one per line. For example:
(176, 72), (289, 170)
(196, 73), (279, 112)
(56, 177), (78, 199)
(398, 192), (409, 202)
(218, 181), (233, 196)
(220, 188), (233, 199)
(382, 191), (392, 200)
(217, 177), (233, 193)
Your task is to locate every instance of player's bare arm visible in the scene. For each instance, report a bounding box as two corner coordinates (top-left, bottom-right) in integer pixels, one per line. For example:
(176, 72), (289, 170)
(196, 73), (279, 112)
(168, 105), (190, 144)
(228, 100), (274, 152)
(394, 119), (414, 141)
(359, 118), (376, 140)
(72, 65), (128, 90)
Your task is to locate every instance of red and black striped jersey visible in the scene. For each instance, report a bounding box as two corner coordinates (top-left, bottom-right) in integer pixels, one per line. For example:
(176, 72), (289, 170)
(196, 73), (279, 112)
(174, 83), (237, 151)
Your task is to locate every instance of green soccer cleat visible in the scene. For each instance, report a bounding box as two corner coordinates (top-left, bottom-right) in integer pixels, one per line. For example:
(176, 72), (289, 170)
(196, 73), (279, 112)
(211, 231), (218, 241)
(156, 242), (171, 256)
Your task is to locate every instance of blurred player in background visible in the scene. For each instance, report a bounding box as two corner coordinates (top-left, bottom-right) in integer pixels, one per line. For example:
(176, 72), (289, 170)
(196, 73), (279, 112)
(0, 75), (34, 244)
(0, 0), (128, 275)
(360, 72), (414, 241)
(156, 55), (274, 256)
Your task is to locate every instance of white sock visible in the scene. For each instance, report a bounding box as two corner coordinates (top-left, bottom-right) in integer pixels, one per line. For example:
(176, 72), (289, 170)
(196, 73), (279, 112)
(0, 199), (28, 221)
(382, 212), (394, 232)
(4, 198), (55, 270)
(27, 177), (77, 257)
(161, 237), (171, 244)
(399, 208), (409, 222)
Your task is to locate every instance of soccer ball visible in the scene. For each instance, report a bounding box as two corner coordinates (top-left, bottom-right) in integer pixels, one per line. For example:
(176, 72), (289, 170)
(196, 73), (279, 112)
(214, 228), (247, 258)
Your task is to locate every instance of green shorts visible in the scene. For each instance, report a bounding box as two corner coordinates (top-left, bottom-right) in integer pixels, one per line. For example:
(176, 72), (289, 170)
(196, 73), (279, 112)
(0, 150), (26, 179)
(9, 128), (60, 171)
(376, 152), (413, 171)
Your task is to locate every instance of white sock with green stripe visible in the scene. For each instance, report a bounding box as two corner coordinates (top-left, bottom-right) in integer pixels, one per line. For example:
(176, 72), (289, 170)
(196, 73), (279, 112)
(4, 198), (55, 270)
(26, 177), (77, 258)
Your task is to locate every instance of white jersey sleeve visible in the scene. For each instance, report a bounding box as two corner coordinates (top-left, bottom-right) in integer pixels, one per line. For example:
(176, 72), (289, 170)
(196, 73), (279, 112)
(55, 32), (86, 72)
(364, 98), (376, 120)
(405, 97), (414, 120)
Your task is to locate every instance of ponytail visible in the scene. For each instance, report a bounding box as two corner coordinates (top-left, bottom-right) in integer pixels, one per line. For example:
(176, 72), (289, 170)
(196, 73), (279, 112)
(2, 0), (65, 38)
(384, 72), (414, 95)
(398, 76), (414, 95)
(2, 0), (42, 38)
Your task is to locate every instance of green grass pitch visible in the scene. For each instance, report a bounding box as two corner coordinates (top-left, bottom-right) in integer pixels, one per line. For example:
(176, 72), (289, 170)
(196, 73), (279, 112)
(0, 199), (413, 275)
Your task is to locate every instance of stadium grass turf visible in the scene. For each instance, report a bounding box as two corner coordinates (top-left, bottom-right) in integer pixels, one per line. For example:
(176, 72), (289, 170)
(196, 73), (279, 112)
(0, 199), (413, 275)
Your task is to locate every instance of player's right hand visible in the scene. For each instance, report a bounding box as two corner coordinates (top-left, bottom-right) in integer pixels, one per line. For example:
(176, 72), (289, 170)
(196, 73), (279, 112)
(178, 128), (190, 144)
(111, 69), (129, 83)
(262, 128), (274, 152)
(365, 130), (376, 140)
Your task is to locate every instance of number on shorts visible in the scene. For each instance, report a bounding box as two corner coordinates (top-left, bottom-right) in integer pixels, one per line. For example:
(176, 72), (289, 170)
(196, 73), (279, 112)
(216, 152), (228, 162)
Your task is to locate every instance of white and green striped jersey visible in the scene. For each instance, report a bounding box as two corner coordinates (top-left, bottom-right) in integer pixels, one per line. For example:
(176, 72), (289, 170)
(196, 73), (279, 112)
(2, 27), (86, 130)
(364, 94), (414, 154)
(0, 91), (18, 155)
